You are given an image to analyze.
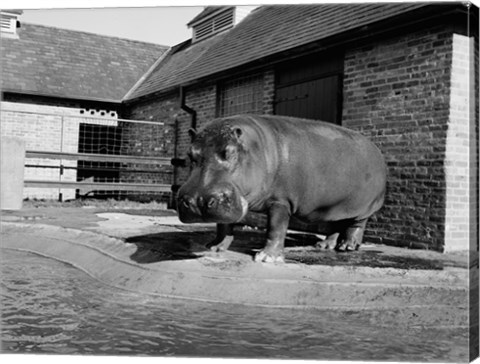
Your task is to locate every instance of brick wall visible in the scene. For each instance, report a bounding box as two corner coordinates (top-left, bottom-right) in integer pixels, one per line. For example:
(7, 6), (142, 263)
(444, 33), (477, 252)
(174, 71), (276, 175)
(120, 93), (177, 202)
(176, 82), (218, 175)
(474, 33), (479, 255)
(262, 69), (275, 115)
(342, 26), (454, 251)
(124, 83), (218, 192)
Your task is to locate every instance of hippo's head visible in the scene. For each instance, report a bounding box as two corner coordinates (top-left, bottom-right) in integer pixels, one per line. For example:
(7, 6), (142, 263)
(177, 121), (250, 224)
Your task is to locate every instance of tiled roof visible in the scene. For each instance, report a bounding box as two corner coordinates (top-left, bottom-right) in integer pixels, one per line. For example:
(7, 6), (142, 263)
(127, 3), (428, 100)
(3, 10), (23, 15)
(125, 32), (228, 101)
(1, 23), (168, 102)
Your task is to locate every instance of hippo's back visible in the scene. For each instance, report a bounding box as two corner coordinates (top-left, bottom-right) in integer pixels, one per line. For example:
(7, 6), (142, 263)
(226, 114), (387, 222)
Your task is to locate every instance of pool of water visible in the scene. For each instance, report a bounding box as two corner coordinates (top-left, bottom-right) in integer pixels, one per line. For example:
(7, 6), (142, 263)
(1, 249), (468, 361)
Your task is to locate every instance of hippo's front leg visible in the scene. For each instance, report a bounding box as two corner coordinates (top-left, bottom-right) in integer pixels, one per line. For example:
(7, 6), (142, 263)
(207, 223), (234, 252)
(255, 202), (290, 263)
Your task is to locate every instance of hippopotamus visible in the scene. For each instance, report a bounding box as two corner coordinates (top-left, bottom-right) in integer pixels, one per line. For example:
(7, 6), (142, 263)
(177, 114), (386, 263)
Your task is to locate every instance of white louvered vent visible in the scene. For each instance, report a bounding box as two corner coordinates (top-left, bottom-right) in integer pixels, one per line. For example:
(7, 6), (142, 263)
(193, 8), (234, 42)
(1, 11), (20, 37)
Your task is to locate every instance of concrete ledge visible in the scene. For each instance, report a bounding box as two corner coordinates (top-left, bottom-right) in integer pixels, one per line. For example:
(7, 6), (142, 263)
(0, 221), (468, 327)
(0, 137), (25, 210)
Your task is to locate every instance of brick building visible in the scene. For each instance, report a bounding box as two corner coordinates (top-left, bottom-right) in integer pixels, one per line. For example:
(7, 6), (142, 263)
(1, 4), (477, 252)
(122, 3), (478, 252)
(1, 12), (167, 199)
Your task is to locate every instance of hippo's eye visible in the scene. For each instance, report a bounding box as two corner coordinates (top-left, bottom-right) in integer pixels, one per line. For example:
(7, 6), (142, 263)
(218, 145), (237, 163)
(219, 149), (228, 161)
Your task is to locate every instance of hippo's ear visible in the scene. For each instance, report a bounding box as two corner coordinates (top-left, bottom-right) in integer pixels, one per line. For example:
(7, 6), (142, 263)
(233, 127), (242, 139)
(188, 128), (197, 141)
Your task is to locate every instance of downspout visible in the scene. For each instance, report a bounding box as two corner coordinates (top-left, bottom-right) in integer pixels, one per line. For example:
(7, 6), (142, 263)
(171, 85), (197, 199)
(179, 85), (197, 138)
(170, 117), (180, 207)
(171, 85), (197, 167)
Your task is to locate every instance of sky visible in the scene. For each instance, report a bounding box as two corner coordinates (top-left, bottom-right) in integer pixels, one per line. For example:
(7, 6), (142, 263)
(4, 0), (480, 46)
(20, 7), (202, 46)
(7, 1), (203, 46)
(2, 0), (264, 46)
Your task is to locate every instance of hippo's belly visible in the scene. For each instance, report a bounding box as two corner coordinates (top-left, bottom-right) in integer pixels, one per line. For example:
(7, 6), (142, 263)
(256, 116), (386, 223)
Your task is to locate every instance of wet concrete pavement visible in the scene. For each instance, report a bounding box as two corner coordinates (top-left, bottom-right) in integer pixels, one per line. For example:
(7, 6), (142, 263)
(0, 206), (475, 318)
(1, 204), (477, 361)
(1, 205), (471, 270)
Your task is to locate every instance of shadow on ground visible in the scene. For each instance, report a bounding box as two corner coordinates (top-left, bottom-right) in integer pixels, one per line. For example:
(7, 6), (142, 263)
(125, 227), (465, 270)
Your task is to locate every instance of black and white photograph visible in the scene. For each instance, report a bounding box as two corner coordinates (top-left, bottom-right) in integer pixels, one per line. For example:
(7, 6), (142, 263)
(0, 0), (479, 362)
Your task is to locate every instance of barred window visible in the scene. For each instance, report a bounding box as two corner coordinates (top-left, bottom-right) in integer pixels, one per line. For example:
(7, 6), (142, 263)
(217, 74), (264, 117)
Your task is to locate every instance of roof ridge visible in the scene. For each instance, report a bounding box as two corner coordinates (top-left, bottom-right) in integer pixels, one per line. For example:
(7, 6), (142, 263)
(21, 22), (169, 48)
(123, 46), (173, 101)
(124, 31), (229, 101)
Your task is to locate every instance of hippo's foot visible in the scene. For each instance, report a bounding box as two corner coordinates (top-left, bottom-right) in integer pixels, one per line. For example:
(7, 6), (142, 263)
(316, 233), (339, 250)
(335, 219), (367, 252)
(335, 238), (360, 252)
(207, 235), (234, 252)
(334, 224), (366, 252)
(254, 249), (285, 263)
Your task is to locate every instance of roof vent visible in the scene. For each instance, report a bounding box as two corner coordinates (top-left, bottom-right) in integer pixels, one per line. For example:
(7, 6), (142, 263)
(187, 6), (258, 43)
(1, 10), (22, 38)
(191, 7), (235, 43)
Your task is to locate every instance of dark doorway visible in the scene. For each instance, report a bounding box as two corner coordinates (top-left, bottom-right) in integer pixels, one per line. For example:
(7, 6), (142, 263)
(274, 51), (344, 124)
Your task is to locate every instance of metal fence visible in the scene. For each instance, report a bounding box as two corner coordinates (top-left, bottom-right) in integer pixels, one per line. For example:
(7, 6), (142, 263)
(2, 108), (174, 202)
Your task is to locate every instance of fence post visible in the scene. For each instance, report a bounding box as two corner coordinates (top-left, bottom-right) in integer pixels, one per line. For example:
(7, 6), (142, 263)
(1, 137), (25, 210)
(58, 114), (64, 202)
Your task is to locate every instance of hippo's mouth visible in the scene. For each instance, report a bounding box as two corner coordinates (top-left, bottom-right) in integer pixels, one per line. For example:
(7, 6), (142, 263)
(178, 193), (249, 224)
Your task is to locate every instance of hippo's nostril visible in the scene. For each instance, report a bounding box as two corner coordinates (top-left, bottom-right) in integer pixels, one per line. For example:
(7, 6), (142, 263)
(181, 196), (195, 209)
(207, 197), (217, 209)
(222, 192), (232, 203)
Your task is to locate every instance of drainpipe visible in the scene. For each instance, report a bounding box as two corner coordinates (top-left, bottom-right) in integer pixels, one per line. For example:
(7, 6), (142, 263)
(170, 117), (180, 207)
(170, 86), (197, 198)
(179, 85), (197, 138)
(171, 86), (196, 169)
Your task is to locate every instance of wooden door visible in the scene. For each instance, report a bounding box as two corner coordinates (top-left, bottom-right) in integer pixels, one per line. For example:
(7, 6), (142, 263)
(274, 52), (343, 124)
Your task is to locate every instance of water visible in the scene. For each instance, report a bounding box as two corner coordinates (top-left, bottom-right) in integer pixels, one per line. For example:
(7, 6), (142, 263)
(1, 249), (468, 361)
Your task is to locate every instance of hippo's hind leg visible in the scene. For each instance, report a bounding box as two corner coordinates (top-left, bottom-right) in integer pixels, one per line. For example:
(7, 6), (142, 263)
(207, 223), (234, 252)
(315, 221), (342, 249)
(316, 232), (340, 250)
(335, 218), (368, 252)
